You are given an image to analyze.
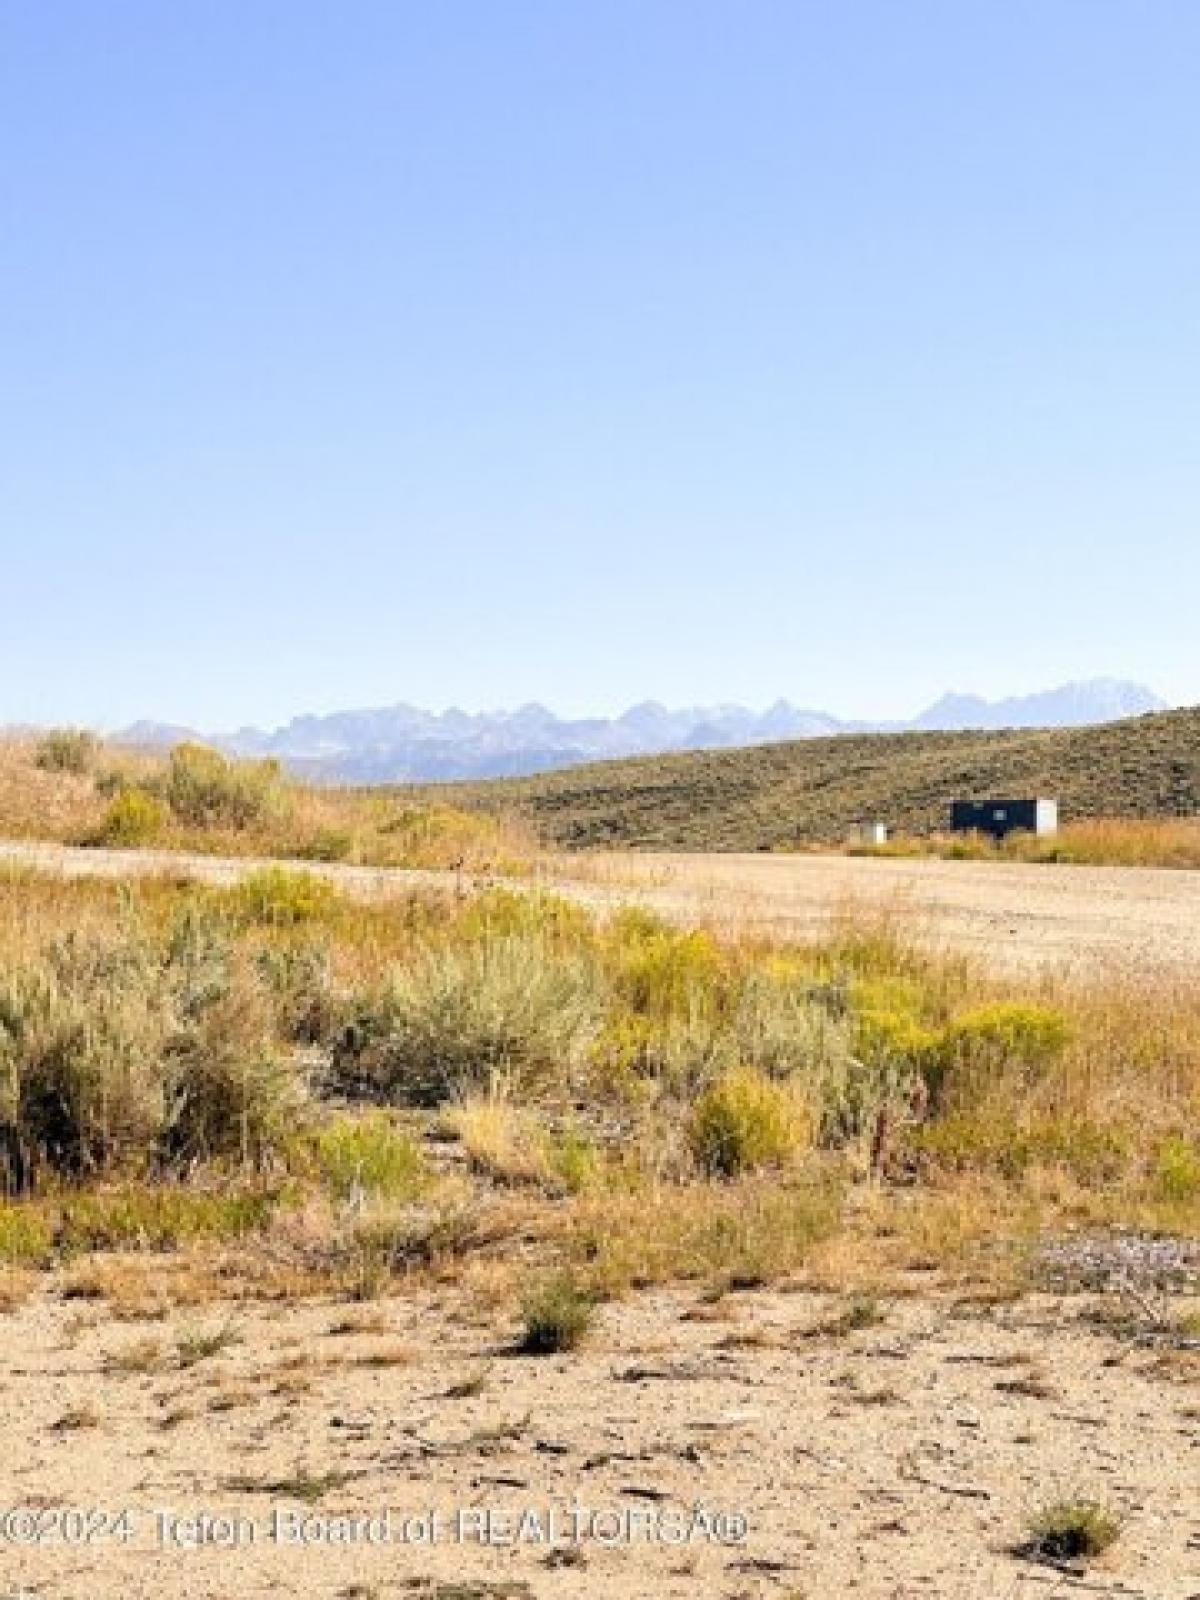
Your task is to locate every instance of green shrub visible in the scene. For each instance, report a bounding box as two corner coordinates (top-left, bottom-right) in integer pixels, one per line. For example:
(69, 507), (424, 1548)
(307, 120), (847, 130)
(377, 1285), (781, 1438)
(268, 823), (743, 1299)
(0, 942), (176, 1183)
(337, 936), (603, 1105)
(295, 828), (356, 863)
(730, 973), (846, 1073)
(164, 902), (236, 1018)
(95, 788), (167, 846)
(163, 743), (286, 830)
(165, 980), (305, 1166)
(594, 981), (855, 1110)
(546, 1128), (603, 1193)
(910, 1114), (1130, 1182)
(730, 975), (858, 1122)
(57, 1184), (280, 1252)
(811, 985), (928, 1147)
(256, 941), (337, 1043)
(314, 1113), (426, 1202)
(35, 728), (98, 775)
(1023, 1499), (1121, 1564)
(624, 1009), (737, 1096)
(855, 1006), (939, 1072)
(585, 1013), (660, 1100)
(926, 1002), (1072, 1110)
(1152, 1135), (1200, 1204)
(519, 1271), (594, 1354)
(459, 888), (591, 947)
(608, 913), (724, 1019)
(688, 1068), (811, 1177)
(822, 1059), (917, 1152)
(0, 1203), (55, 1265)
(0, 925), (301, 1187)
(230, 868), (338, 927)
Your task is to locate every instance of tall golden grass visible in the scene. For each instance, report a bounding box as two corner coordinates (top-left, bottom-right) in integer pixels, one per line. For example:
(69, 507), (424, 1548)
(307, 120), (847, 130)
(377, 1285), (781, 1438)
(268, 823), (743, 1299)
(854, 817), (1200, 869)
(1035, 817), (1200, 868)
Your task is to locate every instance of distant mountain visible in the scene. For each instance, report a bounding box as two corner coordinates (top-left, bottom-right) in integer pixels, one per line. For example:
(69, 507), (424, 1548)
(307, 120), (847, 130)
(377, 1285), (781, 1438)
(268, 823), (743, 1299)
(913, 679), (1166, 732)
(118, 720), (203, 748)
(112, 678), (1168, 783)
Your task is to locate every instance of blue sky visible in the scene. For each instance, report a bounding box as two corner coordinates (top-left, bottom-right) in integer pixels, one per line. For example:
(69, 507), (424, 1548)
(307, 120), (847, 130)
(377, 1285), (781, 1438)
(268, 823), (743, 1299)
(2, 1), (1197, 730)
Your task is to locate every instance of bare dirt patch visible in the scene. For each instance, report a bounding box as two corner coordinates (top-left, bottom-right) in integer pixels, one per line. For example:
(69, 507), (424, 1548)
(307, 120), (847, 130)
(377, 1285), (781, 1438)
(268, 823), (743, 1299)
(1, 1282), (1197, 1598)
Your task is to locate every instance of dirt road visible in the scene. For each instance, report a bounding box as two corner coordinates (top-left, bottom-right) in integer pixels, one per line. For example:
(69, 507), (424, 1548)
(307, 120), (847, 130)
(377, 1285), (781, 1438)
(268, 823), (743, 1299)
(579, 851), (1200, 975)
(4, 838), (1200, 975)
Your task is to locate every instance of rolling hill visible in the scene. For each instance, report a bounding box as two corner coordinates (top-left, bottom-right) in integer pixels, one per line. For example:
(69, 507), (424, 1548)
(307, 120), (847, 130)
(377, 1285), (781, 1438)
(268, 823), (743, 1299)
(420, 707), (1200, 850)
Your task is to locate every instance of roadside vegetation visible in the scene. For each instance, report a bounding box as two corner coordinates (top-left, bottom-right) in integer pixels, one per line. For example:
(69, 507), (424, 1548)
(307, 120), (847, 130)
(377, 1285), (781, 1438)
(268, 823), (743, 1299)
(1, 864), (1197, 1322)
(849, 817), (1200, 869)
(0, 734), (530, 872)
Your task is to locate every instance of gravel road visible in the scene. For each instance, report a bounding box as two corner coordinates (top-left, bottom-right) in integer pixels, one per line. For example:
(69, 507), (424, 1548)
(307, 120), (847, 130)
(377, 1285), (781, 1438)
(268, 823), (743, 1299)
(588, 850), (1200, 975)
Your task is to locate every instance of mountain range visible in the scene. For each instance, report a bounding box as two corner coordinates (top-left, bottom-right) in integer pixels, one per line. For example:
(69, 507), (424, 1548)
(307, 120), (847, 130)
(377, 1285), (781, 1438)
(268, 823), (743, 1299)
(114, 678), (1169, 784)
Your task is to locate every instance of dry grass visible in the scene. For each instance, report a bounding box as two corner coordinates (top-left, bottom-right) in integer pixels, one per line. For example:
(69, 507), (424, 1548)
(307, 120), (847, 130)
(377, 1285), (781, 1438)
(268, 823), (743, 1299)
(52, 1399), (103, 1431)
(0, 735), (534, 871)
(856, 816), (1200, 870)
(0, 852), (1195, 1319)
(0, 1269), (35, 1312)
(567, 1178), (846, 1297)
(106, 1335), (166, 1374)
(176, 1320), (242, 1367)
(802, 1294), (887, 1339)
(353, 1339), (414, 1368)
(447, 1096), (553, 1185)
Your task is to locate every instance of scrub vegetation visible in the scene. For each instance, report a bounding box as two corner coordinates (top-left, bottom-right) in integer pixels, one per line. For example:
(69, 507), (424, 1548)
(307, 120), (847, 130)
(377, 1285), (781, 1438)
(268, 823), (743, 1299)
(0, 735), (529, 871)
(0, 863), (1196, 1318)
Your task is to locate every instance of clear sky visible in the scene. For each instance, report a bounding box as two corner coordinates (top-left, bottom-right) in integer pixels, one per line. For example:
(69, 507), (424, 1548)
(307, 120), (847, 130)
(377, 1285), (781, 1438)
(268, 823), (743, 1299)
(2, 1), (1198, 730)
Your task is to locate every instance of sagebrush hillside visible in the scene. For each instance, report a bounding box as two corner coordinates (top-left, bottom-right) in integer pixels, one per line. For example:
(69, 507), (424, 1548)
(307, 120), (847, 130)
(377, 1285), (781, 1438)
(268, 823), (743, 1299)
(426, 707), (1200, 850)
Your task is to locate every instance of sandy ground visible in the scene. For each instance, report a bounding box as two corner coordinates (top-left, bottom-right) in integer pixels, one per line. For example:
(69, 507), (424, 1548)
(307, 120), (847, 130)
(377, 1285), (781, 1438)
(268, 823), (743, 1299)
(5, 838), (1200, 977)
(1, 1277), (1198, 1600)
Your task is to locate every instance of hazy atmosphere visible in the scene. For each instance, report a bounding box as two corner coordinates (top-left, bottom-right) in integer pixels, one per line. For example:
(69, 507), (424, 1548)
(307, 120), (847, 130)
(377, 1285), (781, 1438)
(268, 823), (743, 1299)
(3, 1), (1199, 727)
